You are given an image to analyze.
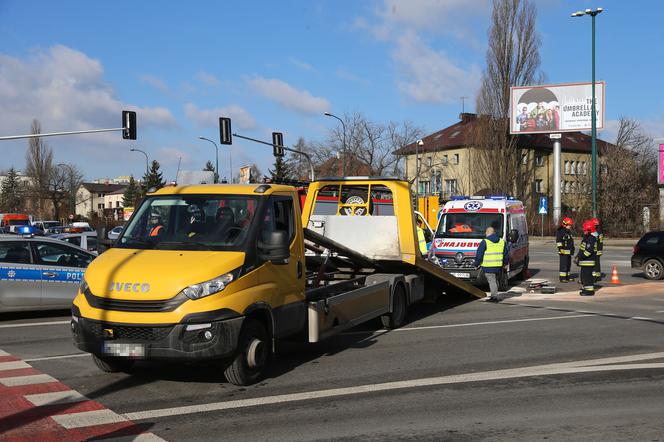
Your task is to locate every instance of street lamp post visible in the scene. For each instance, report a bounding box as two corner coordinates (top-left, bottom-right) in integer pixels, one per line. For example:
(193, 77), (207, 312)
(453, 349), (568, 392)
(198, 136), (219, 183)
(324, 112), (347, 176)
(130, 148), (149, 176)
(572, 7), (603, 218)
(415, 139), (423, 206)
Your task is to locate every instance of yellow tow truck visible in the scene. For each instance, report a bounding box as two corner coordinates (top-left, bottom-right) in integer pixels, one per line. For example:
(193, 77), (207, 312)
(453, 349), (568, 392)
(71, 178), (483, 385)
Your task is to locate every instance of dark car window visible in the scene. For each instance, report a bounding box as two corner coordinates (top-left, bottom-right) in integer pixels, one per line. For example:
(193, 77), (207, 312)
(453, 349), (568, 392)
(639, 233), (664, 246)
(33, 242), (94, 268)
(64, 236), (82, 246)
(0, 241), (32, 264)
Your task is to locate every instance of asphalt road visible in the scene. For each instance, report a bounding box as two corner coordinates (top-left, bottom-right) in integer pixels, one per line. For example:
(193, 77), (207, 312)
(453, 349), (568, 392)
(2, 241), (664, 441)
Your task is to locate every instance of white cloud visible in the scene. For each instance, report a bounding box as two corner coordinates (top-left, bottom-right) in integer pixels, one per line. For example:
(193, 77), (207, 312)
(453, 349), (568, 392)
(184, 103), (256, 130)
(0, 45), (175, 136)
(139, 74), (169, 93)
(355, 0), (487, 103)
(289, 57), (315, 72)
(247, 76), (330, 115)
(392, 32), (480, 103)
(196, 71), (220, 87)
(335, 68), (370, 86)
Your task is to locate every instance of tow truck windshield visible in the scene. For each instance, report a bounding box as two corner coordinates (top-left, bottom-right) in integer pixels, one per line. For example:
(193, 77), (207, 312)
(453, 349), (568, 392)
(117, 194), (258, 251)
(436, 213), (504, 239)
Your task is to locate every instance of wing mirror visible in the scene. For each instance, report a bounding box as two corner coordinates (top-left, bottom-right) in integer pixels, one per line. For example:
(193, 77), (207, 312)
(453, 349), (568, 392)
(508, 229), (519, 243)
(258, 230), (290, 264)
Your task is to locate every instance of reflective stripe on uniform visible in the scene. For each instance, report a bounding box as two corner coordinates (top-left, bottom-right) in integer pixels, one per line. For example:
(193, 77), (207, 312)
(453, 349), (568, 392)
(579, 260), (595, 266)
(481, 238), (505, 268)
(559, 250), (571, 255)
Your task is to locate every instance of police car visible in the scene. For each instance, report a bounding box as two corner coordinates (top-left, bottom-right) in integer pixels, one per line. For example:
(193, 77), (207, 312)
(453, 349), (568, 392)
(0, 227), (95, 312)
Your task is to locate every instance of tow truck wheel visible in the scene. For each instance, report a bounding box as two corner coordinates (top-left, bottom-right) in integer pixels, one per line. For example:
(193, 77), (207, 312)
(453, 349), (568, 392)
(224, 318), (270, 386)
(92, 354), (134, 373)
(381, 284), (407, 329)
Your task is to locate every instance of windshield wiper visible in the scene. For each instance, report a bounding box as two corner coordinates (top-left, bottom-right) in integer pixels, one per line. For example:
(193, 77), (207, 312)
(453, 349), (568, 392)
(117, 238), (155, 248)
(154, 241), (213, 250)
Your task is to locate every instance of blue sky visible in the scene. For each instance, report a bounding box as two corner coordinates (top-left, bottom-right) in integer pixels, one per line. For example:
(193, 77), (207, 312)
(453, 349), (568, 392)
(1, 0), (662, 181)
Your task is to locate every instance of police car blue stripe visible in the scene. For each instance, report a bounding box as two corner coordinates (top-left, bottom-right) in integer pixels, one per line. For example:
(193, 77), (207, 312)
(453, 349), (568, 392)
(0, 266), (84, 283)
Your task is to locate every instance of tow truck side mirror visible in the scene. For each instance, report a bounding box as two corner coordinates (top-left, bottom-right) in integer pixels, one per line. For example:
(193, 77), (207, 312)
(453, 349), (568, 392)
(258, 230), (290, 264)
(508, 229), (519, 243)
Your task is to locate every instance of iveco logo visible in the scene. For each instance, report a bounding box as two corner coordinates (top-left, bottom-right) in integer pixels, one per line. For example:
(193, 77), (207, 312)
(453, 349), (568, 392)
(108, 282), (150, 293)
(464, 201), (483, 212)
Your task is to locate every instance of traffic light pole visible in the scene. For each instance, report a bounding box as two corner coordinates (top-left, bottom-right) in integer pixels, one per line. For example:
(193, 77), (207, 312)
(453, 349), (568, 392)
(0, 127), (126, 141)
(232, 133), (315, 181)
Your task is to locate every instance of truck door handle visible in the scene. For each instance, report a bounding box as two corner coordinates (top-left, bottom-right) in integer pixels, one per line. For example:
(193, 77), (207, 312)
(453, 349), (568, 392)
(43, 272), (56, 278)
(297, 261), (303, 279)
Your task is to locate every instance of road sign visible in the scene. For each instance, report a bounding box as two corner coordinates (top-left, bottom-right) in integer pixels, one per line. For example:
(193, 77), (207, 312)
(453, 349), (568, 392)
(68, 214), (74, 220)
(538, 196), (548, 215)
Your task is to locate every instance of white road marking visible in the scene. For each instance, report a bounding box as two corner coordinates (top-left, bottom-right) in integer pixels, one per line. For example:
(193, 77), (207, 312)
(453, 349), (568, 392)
(25, 390), (87, 406)
(94, 433), (166, 442)
(0, 360), (30, 371)
(123, 351), (664, 421)
(0, 320), (69, 329)
(24, 353), (89, 362)
(341, 314), (589, 336)
(655, 310), (664, 313)
(51, 408), (128, 429)
(631, 316), (654, 321)
(0, 373), (56, 387)
(0, 349), (9, 356)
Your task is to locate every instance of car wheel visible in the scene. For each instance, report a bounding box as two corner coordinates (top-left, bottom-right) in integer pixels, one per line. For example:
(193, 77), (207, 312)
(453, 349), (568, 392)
(224, 318), (270, 386)
(643, 259), (664, 280)
(340, 190), (373, 216)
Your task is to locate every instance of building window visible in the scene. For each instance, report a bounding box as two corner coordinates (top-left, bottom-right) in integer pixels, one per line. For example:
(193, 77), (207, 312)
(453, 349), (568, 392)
(116, 201), (120, 208)
(98, 193), (103, 198)
(452, 154), (459, 165)
(535, 155), (544, 167)
(432, 171), (442, 193)
(97, 203), (104, 209)
(576, 162), (582, 175)
(442, 155), (448, 165)
(445, 179), (458, 194)
(564, 160), (570, 175)
(427, 157), (432, 168)
(569, 161), (576, 175)
(418, 180), (430, 194)
(534, 179), (543, 194)
(522, 153), (528, 165)
(570, 182), (576, 194)
(582, 162), (588, 175)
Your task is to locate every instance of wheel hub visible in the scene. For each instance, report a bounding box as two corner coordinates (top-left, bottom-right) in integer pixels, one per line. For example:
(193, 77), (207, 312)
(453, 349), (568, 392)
(246, 338), (265, 369)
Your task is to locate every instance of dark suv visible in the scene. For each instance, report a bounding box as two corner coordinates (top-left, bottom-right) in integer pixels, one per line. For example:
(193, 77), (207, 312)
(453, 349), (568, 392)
(631, 231), (664, 280)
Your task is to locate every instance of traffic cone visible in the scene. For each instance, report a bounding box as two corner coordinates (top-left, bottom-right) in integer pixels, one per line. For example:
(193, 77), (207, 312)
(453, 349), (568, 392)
(610, 266), (621, 284)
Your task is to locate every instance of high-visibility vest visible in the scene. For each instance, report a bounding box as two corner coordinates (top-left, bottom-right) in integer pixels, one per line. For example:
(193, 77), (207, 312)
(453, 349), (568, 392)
(480, 238), (505, 268)
(417, 227), (427, 254)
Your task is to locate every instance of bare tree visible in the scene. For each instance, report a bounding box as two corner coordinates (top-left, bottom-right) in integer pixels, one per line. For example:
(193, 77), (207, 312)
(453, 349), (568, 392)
(599, 117), (656, 235)
(25, 119), (54, 219)
(473, 0), (542, 201)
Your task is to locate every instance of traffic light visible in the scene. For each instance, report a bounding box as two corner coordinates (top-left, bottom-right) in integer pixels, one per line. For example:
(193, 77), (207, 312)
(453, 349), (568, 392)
(272, 132), (284, 157)
(219, 117), (232, 145)
(122, 111), (137, 140)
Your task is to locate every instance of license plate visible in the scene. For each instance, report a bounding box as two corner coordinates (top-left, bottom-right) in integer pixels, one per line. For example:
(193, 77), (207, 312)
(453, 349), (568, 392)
(450, 272), (470, 279)
(102, 342), (145, 357)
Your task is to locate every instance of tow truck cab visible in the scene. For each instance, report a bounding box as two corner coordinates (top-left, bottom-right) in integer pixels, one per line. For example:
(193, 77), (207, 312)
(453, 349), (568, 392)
(430, 196), (529, 288)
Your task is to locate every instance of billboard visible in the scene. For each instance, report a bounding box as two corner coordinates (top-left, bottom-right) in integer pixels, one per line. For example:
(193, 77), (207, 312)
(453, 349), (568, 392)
(510, 81), (605, 135)
(659, 144), (664, 185)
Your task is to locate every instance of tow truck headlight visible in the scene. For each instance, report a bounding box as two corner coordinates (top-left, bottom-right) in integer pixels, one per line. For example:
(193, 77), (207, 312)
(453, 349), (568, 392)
(181, 272), (235, 300)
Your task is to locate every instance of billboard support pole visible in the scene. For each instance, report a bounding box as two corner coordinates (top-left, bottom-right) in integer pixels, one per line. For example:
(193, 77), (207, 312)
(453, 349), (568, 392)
(551, 134), (562, 226)
(591, 11), (598, 218)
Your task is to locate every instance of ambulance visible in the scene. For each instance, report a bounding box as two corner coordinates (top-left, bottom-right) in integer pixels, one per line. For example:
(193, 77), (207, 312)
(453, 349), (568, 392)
(429, 196), (529, 290)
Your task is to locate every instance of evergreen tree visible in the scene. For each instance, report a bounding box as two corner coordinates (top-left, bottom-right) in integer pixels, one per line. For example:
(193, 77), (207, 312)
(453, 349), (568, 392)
(0, 167), (24, 212)
(142, 160), (165, 193)
(268, 154), (293, 182)
(203, 160), (219, 183)
(123, 175), (140, 208)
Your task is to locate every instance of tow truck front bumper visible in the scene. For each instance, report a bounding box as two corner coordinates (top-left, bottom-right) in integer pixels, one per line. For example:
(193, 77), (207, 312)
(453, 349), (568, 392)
(70, 304), (244, 361)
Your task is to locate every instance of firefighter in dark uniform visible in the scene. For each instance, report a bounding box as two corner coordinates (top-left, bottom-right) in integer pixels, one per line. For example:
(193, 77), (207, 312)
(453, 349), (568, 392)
(556, 217), (574, 282)
(591, 218), (603, 282)
(576, 220), (598, 296)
